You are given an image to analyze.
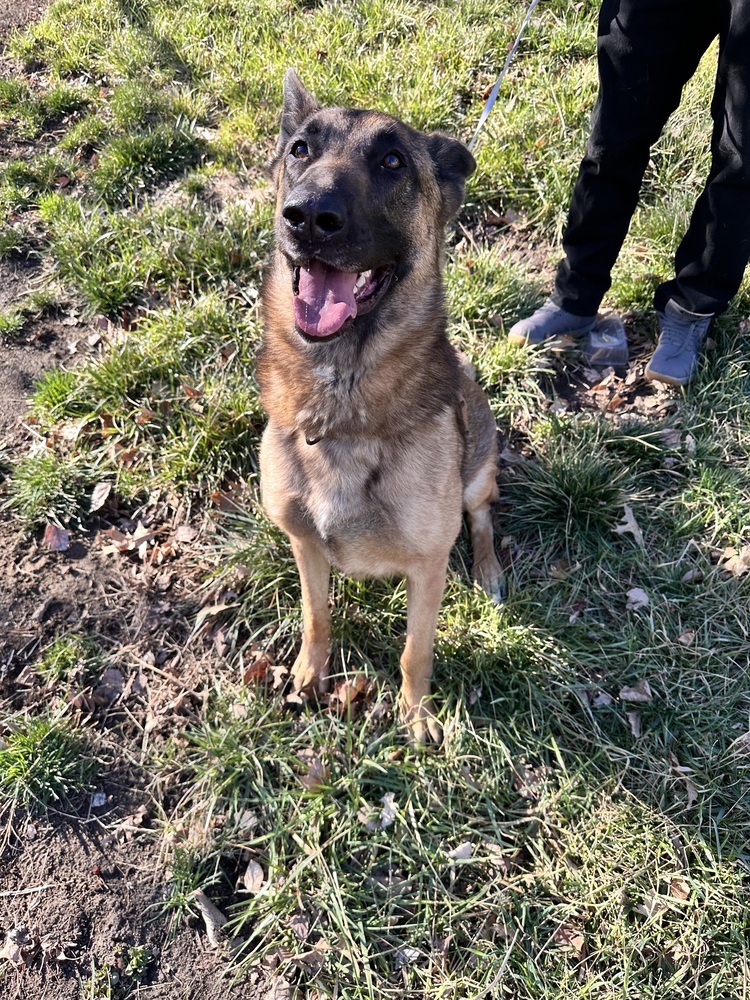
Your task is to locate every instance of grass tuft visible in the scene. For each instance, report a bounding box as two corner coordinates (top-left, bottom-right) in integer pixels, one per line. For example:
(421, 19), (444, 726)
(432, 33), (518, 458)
(0, 715), (95, 816)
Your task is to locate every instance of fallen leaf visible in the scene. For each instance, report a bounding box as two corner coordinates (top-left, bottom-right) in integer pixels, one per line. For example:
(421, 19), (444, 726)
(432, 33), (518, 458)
(658, 428), (682, 448)
(330, 672), (369, 708)
(289, 913), (309, 941)
(680, 568), (703, 584)
(299, 757), (329, 792)
(633, 891), (665, 919)
(89, 481), (112, 512)
(619, 679), (653, 703)
(590, 689), (614, 709)
(175, 524), (199, 543)
(614, 505), (644, 547)
(192, 889), (227, 948)
(243, 650), (273, 684)
(669, 878), (690, 901)
(550, 923), (587, 958)
(626, 587), (650, 610)
(242, 860), (265, 893)
(394, 946), (421, 969)
(626, 710), (642, 739)
(669, 753), (699, 807)
(719, 545), (750, 577)
(549, 558), (581, 581)
(0, 927), (34, 968)
(512, 761), (547, 801)
(41, 523), (70, 551)
(379, 792), (398, 829)
(677, 628), (696, 646)
(93, 667), (125, 703)
(684, 777), (698, 808)
(446, 841), (473, 861)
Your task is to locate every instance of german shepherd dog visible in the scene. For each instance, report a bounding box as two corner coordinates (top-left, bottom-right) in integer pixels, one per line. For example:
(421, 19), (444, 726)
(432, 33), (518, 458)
(258, 71), (504, 743)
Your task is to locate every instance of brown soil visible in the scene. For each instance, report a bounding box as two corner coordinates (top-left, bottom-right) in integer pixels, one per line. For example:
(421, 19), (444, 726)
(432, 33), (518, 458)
(0, 8), (269, 999)
(0, 0), (50, 41)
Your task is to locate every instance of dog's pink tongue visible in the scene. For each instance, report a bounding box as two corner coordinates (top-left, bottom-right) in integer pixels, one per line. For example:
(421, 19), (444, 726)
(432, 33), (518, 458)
(294, 261), (358, 337)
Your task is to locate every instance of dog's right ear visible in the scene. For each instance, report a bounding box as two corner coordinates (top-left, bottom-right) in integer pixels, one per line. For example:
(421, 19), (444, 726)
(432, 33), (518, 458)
(277, 70), (320, 153)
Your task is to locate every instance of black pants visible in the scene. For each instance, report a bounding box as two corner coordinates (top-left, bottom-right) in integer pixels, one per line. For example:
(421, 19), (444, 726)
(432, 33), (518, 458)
(553, 0), (750, 317)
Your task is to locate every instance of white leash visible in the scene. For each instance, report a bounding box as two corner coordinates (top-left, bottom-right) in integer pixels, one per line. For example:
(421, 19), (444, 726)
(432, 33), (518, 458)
(468, 0), (543, 152)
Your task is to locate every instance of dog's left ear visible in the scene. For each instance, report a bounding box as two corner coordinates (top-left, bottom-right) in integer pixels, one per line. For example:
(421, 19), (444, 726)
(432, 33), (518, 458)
(277, 69), (320, 153)
(426, 134), (476, 222)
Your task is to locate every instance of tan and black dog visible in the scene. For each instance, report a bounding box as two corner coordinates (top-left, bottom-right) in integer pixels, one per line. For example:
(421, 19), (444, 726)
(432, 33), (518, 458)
(258, 71), (504, 743)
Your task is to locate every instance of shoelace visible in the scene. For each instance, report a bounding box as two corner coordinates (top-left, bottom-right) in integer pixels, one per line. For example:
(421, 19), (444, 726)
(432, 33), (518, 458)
(659, 314), (708, 351)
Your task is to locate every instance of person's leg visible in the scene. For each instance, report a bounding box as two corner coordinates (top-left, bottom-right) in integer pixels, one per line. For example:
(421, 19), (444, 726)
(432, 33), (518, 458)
(655, 0), (750, 316)
(555, 0), (720, 316)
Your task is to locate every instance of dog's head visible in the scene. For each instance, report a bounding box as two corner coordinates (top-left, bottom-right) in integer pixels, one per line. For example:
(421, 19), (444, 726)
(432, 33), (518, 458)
(268, 70), (475, 342)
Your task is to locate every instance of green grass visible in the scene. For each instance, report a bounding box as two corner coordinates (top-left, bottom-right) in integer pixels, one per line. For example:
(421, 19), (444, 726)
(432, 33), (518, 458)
(0, 715), (95, 817)
(1, 0), (749, 997)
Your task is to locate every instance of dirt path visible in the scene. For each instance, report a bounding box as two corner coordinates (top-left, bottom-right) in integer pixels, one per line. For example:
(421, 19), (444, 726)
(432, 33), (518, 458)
(0, 0), (50, 41)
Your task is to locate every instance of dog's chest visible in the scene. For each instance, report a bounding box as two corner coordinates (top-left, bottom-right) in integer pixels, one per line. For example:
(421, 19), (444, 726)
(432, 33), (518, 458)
(303, 439), (386, 546)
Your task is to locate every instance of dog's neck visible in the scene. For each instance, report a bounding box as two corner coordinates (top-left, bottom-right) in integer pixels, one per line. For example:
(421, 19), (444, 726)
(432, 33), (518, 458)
(258, 260), (461, 442)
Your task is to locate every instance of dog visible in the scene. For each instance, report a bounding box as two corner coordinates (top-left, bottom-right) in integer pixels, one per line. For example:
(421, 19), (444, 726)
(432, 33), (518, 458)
(257, 70), (504, 743)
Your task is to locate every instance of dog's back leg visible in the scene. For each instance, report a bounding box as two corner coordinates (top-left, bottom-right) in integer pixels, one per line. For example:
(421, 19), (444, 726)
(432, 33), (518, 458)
(463, 459), (505, 603)
(289, 534), (332, 695)
(399, 556), (450, 745)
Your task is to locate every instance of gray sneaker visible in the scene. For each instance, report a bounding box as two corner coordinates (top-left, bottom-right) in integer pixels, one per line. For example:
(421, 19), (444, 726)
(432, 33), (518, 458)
(644, 299), (713, 387)
(507, 298), (597, 346)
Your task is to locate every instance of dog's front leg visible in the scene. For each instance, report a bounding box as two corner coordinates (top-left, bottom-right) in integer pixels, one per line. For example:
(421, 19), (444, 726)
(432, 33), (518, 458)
(399, 558), (449, 745)
(289, 534), (331, 695)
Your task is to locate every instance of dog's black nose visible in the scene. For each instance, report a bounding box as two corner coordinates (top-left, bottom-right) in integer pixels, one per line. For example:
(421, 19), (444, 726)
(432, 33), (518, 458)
(282, 193), (346, 242)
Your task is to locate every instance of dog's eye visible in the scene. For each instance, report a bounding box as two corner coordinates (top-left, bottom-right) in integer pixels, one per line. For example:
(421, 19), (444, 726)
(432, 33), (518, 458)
(291, 141), (309, 159)
(381, 151), (404, 170)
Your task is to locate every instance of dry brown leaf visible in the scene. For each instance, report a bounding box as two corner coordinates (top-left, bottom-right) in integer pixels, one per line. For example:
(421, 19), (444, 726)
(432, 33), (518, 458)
(89, 481), (112, 512)
(243, 650), (273, 685)
(633, 891), (665, 919)
(669, 878), (690, 901)
(330, 672), (369, 708)
(242, 860), (265, 893)
(192, 889), (227, 948)
(626, 587), (650, 610)
(0, 927), (34, 968)
(93, 667), (125, 704)
(614, 505), (644, 547)
(619, 679), (653, 703)
(175, 524), (199, 543)
(379, 792), (398, 828)
(41, 523), (70, 551)
(680, 568), (703, 583)
(626, 710), (642, 739)
(289, 913), (310, 941)
(512, 761), (547, 801)
(299, 757), (329, 792)
(719, 545), (750, 577)
(590, 689), (614, 709)
(550, 923), (587, 958)
(446, 841), (473, 861)
(677, 628), (696, 646)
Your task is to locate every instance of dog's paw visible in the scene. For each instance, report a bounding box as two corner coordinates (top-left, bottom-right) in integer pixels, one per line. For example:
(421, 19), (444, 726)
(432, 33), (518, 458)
(472, 555), (506, 604)
(400, 699), (443, 746)
(291, 646), (330, 696)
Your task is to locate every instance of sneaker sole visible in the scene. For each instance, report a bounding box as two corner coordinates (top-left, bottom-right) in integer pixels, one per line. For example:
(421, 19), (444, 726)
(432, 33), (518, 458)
(507, 323), (596, 348)
(643, 364), (691, 387)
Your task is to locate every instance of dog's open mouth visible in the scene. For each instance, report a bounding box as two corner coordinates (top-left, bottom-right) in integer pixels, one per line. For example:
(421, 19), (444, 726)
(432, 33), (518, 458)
(292, 260), (395, 338)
